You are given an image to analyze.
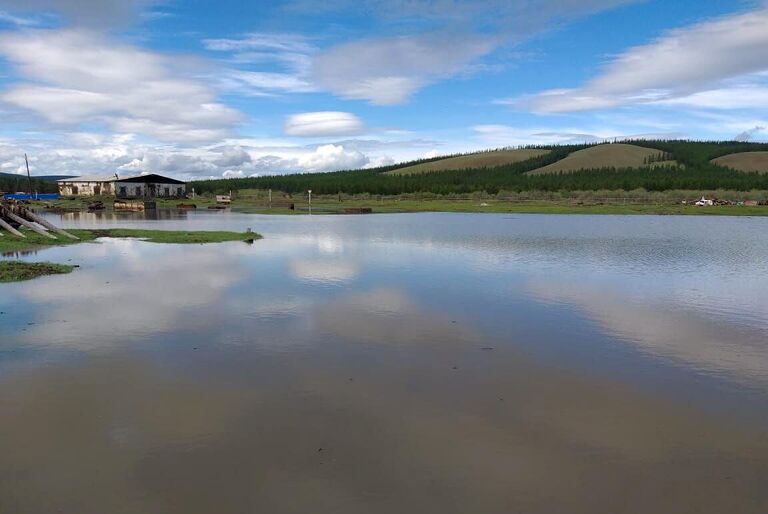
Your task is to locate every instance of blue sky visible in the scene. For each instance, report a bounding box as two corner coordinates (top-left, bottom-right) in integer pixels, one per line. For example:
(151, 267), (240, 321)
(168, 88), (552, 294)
(0, 0), (767, 179)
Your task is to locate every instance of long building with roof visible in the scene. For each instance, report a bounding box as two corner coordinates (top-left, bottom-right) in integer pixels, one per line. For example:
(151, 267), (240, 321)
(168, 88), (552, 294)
(57, 173), (186, 198)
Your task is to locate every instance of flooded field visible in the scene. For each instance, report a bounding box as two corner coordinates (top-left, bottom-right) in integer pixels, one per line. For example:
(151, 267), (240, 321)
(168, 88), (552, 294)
(1, 212), (767, 513)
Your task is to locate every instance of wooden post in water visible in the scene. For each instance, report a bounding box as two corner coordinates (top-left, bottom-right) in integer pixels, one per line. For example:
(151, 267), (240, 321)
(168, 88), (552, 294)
(21, 208), (79, 239)
(0, 215), (25, 238)
(24, 153), (33, 197)
(3, 209), (57, 239)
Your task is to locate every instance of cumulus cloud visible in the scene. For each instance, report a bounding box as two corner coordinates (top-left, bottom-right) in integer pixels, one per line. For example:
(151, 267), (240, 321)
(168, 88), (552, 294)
(214, 145), (252, 167)
(284, 111), (365, 137)
(296, 144), (368, 171)
(515, 8), (768, 113)
(0, 29), (240, 142)
(0, 132), (439, 180)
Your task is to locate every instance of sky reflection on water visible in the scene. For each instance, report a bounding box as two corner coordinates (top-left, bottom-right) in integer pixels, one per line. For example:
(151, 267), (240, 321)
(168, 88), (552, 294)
(1, 212), (767, 513)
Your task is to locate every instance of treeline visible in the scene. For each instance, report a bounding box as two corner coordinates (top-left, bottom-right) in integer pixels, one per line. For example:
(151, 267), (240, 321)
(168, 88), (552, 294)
(190, 141), (768, 195)
(0, 173), (58, 194)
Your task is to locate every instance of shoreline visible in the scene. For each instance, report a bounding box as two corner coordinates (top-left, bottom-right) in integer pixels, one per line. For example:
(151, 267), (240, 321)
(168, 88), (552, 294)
(0, 228), (260, 282)
(27, 197), (768, 216)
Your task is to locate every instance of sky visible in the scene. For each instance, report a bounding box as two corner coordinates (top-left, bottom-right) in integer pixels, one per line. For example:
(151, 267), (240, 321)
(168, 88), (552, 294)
(0, 0), (767, 180)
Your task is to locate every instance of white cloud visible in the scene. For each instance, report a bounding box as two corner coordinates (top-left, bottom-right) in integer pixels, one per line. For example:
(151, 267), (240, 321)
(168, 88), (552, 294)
(312, 34), (495, 105)
(472, 124), (684, 146)
(296, 143), (368, 171)
(0, 9), (37, 26)
(656, 84), (768, 110)
(202, 2), (637, 105)
(0, 29), (240, 142)
(204, 32), (318, 96)
(517, 8), (768, 113)
(284, 111), (365, 137)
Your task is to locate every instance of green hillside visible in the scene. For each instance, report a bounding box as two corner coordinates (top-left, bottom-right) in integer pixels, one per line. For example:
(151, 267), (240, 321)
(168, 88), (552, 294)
(385, 149), (550, 175)
(0, 172), (59, 194)
(190, 141), (768, 195)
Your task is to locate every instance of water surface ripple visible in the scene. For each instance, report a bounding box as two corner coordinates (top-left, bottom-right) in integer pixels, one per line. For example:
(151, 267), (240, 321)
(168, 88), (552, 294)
(1, 212), (767, 514)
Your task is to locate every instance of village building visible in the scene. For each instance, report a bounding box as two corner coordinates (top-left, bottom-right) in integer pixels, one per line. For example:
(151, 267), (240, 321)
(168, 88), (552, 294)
(58, 173), (186, 198)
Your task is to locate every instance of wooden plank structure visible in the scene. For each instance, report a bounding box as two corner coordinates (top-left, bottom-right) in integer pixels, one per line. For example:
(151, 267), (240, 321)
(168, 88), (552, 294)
(0, 200), (78, 240)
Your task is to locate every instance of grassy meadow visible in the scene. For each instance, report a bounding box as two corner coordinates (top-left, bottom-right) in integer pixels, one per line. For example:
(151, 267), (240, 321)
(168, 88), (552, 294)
(384, 149), (551, 175)
(526, 144), (676, 175)
(712, 151), (768, 173)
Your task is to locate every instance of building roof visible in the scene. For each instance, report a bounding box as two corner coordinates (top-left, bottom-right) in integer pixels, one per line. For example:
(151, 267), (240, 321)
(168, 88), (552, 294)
(58, 173), (185, 184)
(57, 174), (119, 183)
(117, 173), (185, 185)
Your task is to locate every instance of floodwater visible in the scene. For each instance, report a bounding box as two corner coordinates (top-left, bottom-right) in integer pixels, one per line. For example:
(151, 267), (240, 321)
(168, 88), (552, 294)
(1, 211), (767, 514)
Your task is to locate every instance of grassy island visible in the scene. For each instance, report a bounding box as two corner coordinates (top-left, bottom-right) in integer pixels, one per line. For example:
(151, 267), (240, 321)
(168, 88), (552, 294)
(0, 228), (261, 283)
(0, 261), (76, 283)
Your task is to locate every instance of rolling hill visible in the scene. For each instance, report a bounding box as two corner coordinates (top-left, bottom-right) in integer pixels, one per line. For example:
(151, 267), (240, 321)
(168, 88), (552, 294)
(712, 152), (768, 174)
(527, 143), (674, 175)
(190, 140), (768, 195)
(385, 149), (550, 175)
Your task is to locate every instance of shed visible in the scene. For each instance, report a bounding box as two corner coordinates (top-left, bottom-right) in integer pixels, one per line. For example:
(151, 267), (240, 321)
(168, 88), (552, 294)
(58, 173), (186, 198)
(57, 174), (119, 196)
(116, 174), (186, 199)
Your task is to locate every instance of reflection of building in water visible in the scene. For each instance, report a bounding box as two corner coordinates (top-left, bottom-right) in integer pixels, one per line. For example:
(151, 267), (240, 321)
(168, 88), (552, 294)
(2, 249), (39, 258)
(58, 174), (186, 198)
(60, 208), (189, 222)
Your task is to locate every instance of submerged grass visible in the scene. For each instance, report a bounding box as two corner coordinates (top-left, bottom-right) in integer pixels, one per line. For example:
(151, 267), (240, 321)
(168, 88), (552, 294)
(0, 261), (75, 282)
(0, 229), (261, 283)
(0, 228), (260, 254)
(89, 229), (261, 244)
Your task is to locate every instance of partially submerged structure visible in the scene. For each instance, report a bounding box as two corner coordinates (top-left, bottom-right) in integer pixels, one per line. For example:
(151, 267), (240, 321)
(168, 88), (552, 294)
(0, 200), (78, 240)
(58, 174), (186, 198)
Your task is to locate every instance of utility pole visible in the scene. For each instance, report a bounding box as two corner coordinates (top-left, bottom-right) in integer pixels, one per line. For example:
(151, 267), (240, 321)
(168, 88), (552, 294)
(24, 153), (32, 196)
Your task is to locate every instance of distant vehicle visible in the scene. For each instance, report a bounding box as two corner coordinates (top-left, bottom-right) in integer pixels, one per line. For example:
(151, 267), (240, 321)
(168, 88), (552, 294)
(695, 196), (714, 206)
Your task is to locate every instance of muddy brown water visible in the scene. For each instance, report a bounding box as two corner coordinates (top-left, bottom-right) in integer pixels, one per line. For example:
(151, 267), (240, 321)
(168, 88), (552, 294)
(1, 212), (767, 513)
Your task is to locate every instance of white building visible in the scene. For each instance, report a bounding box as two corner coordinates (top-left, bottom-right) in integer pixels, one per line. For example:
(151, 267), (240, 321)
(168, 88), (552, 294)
(57, 174), (118, 196)
(58, 174), (186, 198)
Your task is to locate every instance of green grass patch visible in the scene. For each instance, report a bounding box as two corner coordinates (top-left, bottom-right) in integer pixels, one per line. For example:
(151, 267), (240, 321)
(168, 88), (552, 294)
(0, 229), (98, 254)
(90, 229), (261, 244)
(0, 228), (260, 254)
(227, 198), (768, 216)
(0, 261), (75, 283)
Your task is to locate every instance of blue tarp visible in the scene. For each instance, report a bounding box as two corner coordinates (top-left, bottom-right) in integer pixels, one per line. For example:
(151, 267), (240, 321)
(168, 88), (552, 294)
(2, 193), (60, 201)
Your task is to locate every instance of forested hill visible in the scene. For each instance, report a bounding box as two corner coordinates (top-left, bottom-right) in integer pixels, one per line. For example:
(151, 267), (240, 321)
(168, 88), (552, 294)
(190, 140), (768, 195)
(0, 172), (59, 194)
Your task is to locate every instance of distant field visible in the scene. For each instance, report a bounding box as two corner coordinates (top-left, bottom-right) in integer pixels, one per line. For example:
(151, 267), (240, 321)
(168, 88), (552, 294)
(712, 152), (768, 174)
(527, 144), (674, 175)
(385, 149), (550, 175)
